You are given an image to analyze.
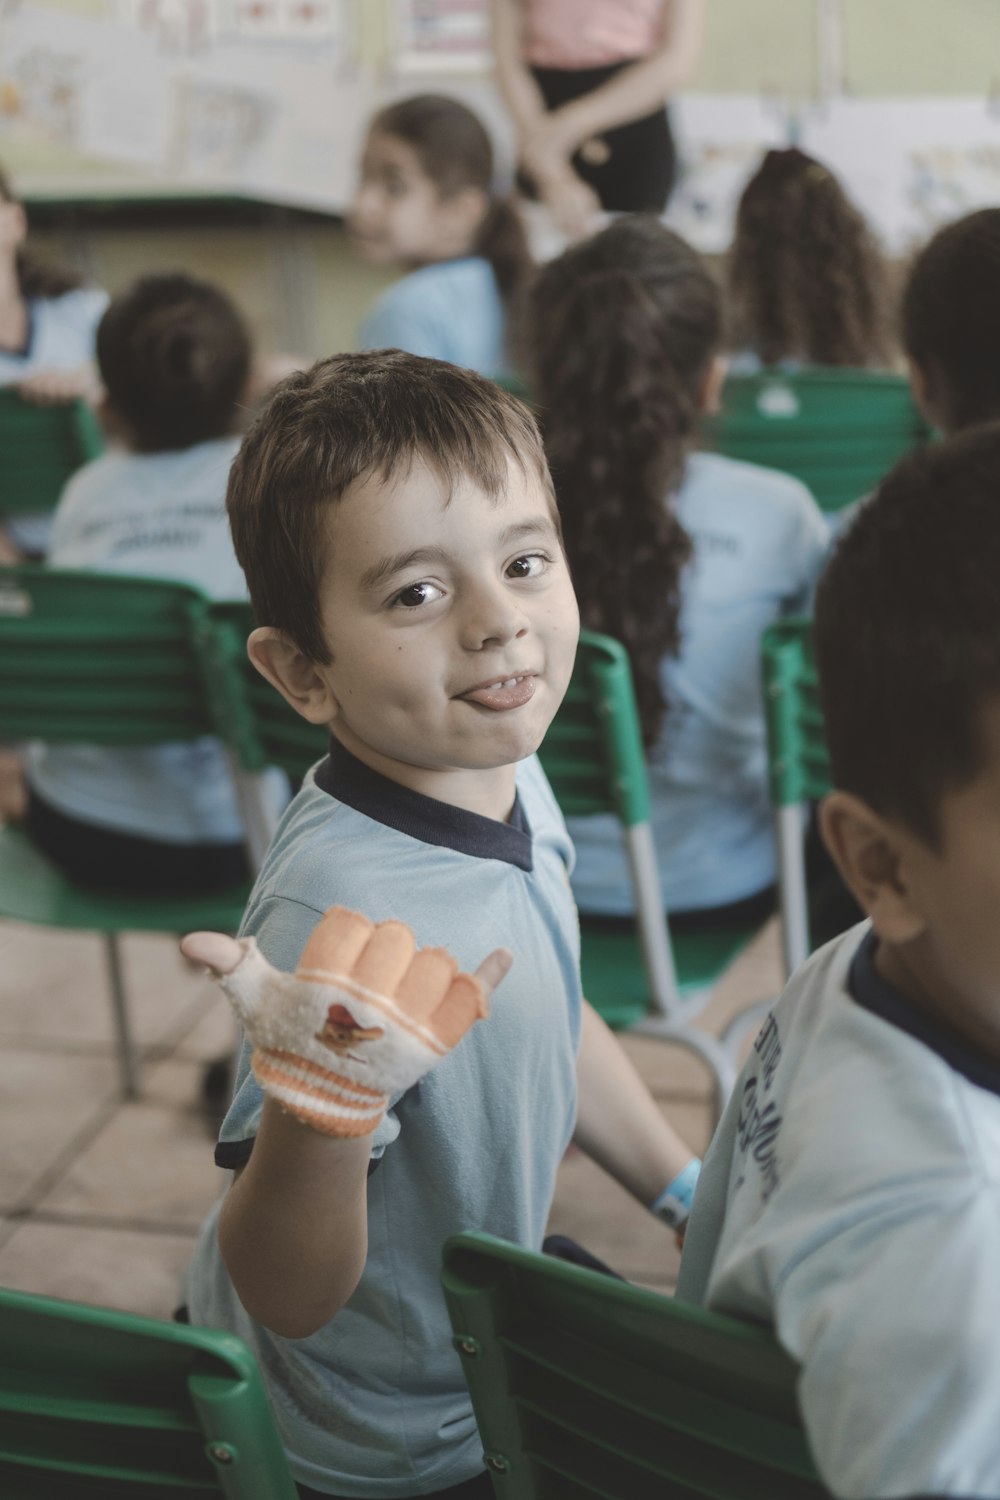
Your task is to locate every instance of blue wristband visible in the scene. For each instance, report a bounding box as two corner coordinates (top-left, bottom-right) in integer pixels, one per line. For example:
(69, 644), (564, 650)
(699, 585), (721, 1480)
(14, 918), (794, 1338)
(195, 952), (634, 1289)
(649, 1158), (701, 1230)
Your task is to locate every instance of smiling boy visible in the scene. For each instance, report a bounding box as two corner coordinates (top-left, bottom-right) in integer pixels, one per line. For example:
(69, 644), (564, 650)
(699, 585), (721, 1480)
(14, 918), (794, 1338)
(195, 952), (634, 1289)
(184, 352), (697, 1500)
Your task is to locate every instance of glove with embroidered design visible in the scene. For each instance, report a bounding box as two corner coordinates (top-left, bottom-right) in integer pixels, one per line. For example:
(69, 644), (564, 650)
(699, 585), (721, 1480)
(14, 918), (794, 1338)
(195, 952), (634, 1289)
(181, 906), (504, 1138)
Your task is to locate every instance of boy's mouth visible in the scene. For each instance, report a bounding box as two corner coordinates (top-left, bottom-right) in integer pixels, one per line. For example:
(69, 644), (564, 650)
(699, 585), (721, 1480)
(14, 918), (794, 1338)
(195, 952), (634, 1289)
(458, 674), (537, 711)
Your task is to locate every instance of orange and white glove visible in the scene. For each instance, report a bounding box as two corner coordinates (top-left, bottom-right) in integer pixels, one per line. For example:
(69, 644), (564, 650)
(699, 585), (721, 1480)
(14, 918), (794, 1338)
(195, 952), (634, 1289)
(182, 907), (506, 1138)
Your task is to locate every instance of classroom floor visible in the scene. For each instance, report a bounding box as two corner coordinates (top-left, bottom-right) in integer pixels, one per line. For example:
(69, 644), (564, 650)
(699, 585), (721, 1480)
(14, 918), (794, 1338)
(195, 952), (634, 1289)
(0, 907), (782, 1316)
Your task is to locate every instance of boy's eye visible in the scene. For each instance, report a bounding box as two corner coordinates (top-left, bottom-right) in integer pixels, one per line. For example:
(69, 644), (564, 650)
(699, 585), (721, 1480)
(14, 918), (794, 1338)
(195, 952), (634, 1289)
(392, 580), (444, 608)
(506, 552), (549, 579)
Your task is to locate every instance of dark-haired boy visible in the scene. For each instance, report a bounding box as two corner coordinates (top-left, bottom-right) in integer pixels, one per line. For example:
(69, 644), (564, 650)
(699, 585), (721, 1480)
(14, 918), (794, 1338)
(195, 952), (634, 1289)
(678, 424), (1000, 1499)
(183, 351), (698, 1500)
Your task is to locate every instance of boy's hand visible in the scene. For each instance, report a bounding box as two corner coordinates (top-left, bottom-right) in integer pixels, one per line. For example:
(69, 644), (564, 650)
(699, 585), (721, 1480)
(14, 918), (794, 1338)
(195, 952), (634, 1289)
(181, 908), (510, 1138)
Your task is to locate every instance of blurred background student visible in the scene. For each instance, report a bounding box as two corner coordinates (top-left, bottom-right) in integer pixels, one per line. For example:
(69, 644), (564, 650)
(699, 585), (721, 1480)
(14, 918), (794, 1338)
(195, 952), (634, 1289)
(24, 272), (285, 894)
(491, 0), (704, 238)
(529, 216), (828, 928)
(0, 162), (109, 560)
(349, 94), (533, 381)
(727, 146), (895, 372)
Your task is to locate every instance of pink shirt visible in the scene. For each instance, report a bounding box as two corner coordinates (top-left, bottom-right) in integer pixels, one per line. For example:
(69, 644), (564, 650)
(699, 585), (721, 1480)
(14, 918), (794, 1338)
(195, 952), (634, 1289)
(522, 0), (664, 68)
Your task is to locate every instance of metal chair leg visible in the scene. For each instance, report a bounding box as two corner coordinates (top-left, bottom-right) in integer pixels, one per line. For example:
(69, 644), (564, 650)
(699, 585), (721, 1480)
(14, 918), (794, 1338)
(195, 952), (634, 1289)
(104, 932), (139, 1098)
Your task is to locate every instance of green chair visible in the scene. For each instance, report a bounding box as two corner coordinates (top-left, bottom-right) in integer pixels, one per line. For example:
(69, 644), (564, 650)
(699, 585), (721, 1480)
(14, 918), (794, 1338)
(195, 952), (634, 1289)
(761, 618), (832, 979)
(704, 369), (930, 512)
(442, 1231), (832, 1499)
(539, 632), (765, 1116)
(0, 389), (104, 521)
(0, 1283), (298, 1498)
(0, 565), (252, 1096)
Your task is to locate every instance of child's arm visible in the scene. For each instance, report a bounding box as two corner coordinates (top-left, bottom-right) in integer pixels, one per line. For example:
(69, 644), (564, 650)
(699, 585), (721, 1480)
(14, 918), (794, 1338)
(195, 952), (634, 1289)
(574, 998), (698, 1213)
(182, 912), (510, 1340)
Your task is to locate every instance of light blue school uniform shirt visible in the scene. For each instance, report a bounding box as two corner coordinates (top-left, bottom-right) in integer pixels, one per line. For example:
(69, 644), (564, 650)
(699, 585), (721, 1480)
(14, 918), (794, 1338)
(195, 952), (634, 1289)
(568, 452), (829, 915)
(0, 286), (108, 386)
(358, 257), (508, 378)
(677, 924), (1000, 1499)
(25, 437), (271, 845)
(186, 742), (582, 1498)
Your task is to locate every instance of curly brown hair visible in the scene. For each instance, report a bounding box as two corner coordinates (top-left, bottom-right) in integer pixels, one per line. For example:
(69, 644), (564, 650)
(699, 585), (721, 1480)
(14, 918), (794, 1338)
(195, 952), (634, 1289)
(529, 217), (722, 747)
(727, 147), (893, 369)
(0, 163), (83, 300)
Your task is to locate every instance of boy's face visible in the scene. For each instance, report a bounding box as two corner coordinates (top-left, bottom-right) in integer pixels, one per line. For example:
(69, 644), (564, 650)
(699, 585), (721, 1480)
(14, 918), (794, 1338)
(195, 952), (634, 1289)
(310, 455), (579, 813)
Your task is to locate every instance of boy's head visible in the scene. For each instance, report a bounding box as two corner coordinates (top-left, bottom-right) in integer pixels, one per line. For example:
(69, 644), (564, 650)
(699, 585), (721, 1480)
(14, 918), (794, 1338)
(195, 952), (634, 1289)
(903, 208), (1000, 434)
(230, 351), (578, 799)
(816, 425), (1000, 1015)
(97, 272), (251, 453)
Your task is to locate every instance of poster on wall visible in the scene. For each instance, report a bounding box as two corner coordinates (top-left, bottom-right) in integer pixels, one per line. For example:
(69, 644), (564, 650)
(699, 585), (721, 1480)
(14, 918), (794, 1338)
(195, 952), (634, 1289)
(392, 0), (491, 72)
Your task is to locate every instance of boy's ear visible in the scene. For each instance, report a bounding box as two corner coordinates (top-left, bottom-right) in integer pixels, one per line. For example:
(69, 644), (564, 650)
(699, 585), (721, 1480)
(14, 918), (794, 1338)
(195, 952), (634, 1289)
(697, 354), (728, 416)
(247, 627), (338, 727)
(818, 791), (927, 943)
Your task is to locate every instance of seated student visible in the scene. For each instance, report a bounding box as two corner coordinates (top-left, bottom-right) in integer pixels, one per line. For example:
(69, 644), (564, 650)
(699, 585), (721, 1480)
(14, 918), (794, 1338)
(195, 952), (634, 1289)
(180, 350), (701, 1500)
(528, 217), (828, 925)
(0, 162), (109, 557)
(726, 146), (894, 372)
(677, 424), (1000, 1500)
(24, 272), (282, 893)
(903, 205), (1000, 434)
(349, 94), (532, 380)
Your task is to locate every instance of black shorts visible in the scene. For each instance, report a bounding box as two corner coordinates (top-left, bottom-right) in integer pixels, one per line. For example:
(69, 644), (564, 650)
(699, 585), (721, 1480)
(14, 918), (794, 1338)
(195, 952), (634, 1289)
(519, 60), (676, 214)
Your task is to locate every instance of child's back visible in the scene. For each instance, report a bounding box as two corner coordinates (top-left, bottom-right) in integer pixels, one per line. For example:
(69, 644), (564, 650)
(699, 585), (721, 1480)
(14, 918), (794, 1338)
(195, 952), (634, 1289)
(25, 273), (268, 890)
(349, 94), (533, 379)
(678, 426), (1000, 1499)
(530, 217), (828, 919)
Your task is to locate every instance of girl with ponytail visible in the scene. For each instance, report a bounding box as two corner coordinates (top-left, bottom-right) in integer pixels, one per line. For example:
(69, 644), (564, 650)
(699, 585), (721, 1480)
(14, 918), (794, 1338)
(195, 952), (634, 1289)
(530, 216), (828, 926)
(349, 94), (532, 379)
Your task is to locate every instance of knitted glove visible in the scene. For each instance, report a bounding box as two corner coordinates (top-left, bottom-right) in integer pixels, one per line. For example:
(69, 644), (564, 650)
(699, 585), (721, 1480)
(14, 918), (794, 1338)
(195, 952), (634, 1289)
(187, 906), (493, 1138)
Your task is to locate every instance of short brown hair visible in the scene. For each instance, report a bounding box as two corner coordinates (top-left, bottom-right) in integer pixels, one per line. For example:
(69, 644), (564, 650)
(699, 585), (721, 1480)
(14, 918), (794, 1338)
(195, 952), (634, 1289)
(227, 350), (555, 663)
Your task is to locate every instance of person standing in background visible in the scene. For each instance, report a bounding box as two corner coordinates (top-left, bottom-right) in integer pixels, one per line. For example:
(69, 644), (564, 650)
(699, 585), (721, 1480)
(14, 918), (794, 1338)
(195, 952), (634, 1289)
(490, 0), (704, 238)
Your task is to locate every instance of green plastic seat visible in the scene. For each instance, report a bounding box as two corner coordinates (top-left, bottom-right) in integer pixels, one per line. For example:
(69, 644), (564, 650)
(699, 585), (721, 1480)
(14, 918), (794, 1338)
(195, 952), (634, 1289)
(442, 1231), (832, 1499)
(539, 632), (763, 1117)
(0, 1284), (298, 1498)
(761, 618), (833, 978)
(0, 389), (104, 520)
(704, 369), (930, 512)
(0, 565), (252, 1096)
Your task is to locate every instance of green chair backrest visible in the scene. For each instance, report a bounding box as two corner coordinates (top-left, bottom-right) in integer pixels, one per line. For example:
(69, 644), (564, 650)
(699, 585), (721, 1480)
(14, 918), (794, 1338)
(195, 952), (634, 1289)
(0, 565), (219, 747)
(0, 389), (104, 519)
(761, 618), (832, 810)
(0, 1284), (298, 1497)
(442, 1232), (831, 1499)
(206, 600), (328, 780)
(704, 369), (930, 512)
(538, 630), (650, 829)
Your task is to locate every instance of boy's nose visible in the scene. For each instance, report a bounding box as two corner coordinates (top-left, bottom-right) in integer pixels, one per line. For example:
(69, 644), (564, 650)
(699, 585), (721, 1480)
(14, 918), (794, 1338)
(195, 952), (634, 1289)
(459, 585), (529, 650)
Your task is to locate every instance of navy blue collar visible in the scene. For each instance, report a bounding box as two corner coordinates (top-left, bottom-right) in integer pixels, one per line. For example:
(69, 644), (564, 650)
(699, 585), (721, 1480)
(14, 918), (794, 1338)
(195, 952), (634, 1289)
(847, 928), (1000, 1098)
(314, 738), (533, 871)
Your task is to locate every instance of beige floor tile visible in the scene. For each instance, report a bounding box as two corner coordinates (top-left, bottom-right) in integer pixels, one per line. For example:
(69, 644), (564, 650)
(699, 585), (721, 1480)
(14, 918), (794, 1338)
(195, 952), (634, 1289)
(38, 1059), (225, 1231)
(0, 923), (210, 1051)
(0, 1050), (118, 1210)
(0, 1218), (197, 1319)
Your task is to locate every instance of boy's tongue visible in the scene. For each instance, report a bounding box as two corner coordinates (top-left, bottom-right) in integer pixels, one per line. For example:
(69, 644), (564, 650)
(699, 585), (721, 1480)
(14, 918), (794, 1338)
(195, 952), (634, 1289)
(460, 675), (535, 710)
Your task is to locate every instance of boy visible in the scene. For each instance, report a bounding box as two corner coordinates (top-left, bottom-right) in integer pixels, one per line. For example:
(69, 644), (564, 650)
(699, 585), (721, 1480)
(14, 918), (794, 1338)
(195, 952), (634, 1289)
(903, 206), (1000, 436)
(183, 351), (698, 1500)
(677, 425), (1000, 1499)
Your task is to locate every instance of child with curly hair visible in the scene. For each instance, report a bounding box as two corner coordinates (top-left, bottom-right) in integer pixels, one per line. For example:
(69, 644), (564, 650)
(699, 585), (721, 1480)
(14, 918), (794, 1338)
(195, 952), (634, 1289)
(727, 146), (894, 371)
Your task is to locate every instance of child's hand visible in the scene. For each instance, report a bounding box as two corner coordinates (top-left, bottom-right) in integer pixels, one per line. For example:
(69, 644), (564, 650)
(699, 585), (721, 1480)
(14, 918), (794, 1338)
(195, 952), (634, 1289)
(181, 908), (511, 1138)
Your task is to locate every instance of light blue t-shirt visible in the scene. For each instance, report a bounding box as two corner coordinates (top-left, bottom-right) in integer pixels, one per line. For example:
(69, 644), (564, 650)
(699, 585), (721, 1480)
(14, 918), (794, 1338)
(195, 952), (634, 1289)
(568, 452), (829, 915)
(358, 257), (508, 378)
(0, 286), (109, 386)
(25, 437), (275, 845)
(186, 743), (582, 1497)
(677, 924), (1000, 1499)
